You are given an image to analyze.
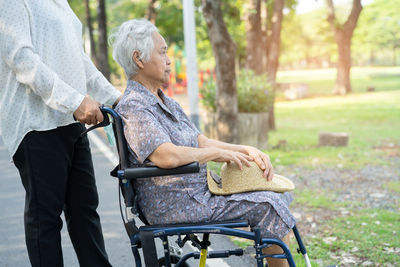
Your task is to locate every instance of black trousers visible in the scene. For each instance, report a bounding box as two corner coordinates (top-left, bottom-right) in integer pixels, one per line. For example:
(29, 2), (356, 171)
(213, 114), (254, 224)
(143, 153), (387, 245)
(13, 123), (112, 267)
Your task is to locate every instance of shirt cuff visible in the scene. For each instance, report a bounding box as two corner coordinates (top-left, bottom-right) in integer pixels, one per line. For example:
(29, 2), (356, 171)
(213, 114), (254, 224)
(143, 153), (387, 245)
(70, 93), (86, 114)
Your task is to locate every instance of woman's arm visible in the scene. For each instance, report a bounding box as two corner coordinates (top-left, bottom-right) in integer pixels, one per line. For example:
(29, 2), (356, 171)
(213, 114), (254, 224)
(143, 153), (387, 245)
(198, 134), (274, 181)
(198, 134), (247, 153)
(148, 142), (252, 170)
(118, 102), (250, 172)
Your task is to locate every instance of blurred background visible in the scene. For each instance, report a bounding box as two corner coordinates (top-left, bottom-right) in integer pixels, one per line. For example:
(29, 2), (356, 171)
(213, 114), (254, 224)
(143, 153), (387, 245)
(68, 0), (399, 96)
(63, 0), (399, 266)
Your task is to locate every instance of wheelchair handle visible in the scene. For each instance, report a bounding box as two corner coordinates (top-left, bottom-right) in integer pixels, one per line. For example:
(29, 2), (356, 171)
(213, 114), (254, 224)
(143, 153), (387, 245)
(80, 105), (111, 136)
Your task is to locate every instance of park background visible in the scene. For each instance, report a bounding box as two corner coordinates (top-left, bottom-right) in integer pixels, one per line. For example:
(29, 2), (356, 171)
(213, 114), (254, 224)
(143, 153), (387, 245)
(67, 0), (399, 266)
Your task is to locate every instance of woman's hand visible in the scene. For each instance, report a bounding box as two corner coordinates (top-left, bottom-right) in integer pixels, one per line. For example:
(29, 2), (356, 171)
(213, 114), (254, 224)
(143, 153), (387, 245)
(73, 96), (103, 125)
(243, 146), (274, 181)
(213, 148), (253, 170)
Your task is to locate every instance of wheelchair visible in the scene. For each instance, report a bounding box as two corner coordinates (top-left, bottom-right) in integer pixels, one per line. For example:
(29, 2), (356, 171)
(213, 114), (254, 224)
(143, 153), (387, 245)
(85, 106), (311, 267)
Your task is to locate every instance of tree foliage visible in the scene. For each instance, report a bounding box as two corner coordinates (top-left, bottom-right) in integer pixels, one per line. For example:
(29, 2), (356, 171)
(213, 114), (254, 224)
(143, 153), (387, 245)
(353, 0), (400, 65)
(68, 0), (399, 82)
(280, 0), (400, 68)
(280, 8), (336, 68)
(200, 70), (273, 113)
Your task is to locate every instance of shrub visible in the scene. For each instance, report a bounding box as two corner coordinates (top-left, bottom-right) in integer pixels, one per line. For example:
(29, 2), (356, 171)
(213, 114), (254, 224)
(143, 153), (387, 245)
(199, 76), (217, 112)
(200, 69), (273, 113)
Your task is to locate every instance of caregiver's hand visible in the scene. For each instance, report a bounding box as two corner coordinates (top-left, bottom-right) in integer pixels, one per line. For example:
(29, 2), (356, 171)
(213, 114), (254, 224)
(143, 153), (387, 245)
(73, 96), (103, 125)
(243, 146), (274, 181)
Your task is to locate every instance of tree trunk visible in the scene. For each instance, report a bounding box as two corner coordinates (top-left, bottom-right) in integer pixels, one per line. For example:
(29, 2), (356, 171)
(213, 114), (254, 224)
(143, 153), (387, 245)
(266, 0), (284, 130)
(266, 0), (284, 82)
(265, 0), (272, 72)
(84, 0), (97, 63)
(97, 0), (110, 80)
(326, 0), (362, 95)
(336, 33), (351, 95)
(146, 0), (157, 24)
(246, 0), (263, 75)
(202, 0), (238, 143)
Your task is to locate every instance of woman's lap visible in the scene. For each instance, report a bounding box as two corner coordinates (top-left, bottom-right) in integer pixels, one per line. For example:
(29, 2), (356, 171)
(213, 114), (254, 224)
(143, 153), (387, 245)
(142, 190), (294, 239)
(209, 199), (292, 239)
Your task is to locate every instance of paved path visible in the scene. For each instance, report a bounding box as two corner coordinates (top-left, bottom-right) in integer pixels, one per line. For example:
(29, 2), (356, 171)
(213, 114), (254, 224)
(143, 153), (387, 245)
(0, 130), (254, 267)
(0, 134), (132, 266)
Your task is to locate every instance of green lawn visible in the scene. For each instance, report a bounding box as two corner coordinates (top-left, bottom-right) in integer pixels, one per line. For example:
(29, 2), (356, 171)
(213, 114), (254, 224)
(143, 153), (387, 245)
(269, 68), (400, 266)
(276, 66), (400, 97)
(224, 67), (400, 266)
(292, 209), (400, 266)
(268, 90), (400, 168)
(210, 67), (400, 172)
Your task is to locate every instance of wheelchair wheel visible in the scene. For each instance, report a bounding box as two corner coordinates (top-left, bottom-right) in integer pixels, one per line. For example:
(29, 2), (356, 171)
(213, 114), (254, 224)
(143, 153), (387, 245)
(158, 255), (190, 267)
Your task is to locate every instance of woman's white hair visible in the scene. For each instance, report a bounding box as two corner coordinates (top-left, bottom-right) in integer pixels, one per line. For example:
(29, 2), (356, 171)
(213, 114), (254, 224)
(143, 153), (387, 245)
(109, 19), (159, 78)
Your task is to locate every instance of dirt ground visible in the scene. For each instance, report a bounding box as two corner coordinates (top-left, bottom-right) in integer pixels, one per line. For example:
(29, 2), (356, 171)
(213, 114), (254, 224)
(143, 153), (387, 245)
(279, 155), (400, 266)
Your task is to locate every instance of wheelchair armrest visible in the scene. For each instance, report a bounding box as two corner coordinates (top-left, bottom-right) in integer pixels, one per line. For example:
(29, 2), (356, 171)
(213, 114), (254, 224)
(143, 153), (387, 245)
(118, 162), (200, 179)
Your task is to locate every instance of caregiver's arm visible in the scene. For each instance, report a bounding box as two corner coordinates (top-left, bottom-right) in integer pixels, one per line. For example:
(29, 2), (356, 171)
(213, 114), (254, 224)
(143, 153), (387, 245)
(0, 0), (84, 113)
(0, 0), (103, 125)
(148, 143), (252, 170)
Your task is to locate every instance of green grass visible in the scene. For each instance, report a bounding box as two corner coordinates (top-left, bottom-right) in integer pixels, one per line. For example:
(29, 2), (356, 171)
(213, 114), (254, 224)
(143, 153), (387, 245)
(295, 209), (400, 266)
(276, 66), (400, 97)
(268, 90), (400, 168)
(210, 89), (400, 169)
(212, 68), (400, 266)
(206, 161), (223, 175)
(266, 69), (400, 266)
(231, 238), (253, 249)
(292, 189), (348, 210)
(384, 181), (400, 194)
(230, 207), (400, 266)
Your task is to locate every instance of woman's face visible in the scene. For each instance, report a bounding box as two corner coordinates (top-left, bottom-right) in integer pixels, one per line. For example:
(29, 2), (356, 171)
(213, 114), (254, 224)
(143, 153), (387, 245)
(140, 32), (171, 86)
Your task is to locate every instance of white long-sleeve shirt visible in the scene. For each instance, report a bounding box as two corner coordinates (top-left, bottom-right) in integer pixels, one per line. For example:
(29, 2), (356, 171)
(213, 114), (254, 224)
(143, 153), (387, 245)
(0, 0), (121, 158)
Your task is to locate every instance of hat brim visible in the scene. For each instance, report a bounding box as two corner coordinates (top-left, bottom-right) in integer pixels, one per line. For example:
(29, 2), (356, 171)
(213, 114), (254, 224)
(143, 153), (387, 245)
(207, 169), (295, 195)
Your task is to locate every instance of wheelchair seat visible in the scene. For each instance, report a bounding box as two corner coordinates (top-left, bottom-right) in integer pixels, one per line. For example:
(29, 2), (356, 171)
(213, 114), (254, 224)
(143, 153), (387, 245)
(85, 106), (311, 267)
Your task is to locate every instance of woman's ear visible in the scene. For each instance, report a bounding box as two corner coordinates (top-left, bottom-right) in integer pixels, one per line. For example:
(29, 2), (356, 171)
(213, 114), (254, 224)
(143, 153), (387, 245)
(132, 51), (144, 69)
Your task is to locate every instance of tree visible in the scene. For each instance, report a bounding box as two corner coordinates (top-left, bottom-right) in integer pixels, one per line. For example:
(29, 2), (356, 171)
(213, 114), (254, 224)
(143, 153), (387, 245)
(266, 0), (284, 82)
(244, 0), (285, 130)
(97, 0), (111, 80)
(202, 0), (238, 143)
(146, 0), (158, 24)
(246, 0), (263, 75)
(353, 0), (400, 66)
(84, 0), (97, 64)
(265, 0), (284, 130)
(326, 0), (362, 95)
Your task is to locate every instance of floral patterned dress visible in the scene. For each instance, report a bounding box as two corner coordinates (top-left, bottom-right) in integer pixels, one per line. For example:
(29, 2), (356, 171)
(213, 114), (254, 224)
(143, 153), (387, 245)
(116, 80), (295, 239)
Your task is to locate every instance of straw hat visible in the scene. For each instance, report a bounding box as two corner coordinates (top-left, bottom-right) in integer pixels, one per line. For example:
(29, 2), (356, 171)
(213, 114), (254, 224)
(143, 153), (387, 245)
(207, 161), (295, 195)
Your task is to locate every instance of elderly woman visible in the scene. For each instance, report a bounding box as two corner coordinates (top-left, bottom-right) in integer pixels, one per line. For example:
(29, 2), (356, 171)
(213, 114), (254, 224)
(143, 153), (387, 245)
(111, 19), (295, 267)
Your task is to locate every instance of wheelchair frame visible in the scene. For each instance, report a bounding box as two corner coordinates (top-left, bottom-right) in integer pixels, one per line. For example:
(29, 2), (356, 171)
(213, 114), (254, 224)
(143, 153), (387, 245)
(88, 106), (311, 267)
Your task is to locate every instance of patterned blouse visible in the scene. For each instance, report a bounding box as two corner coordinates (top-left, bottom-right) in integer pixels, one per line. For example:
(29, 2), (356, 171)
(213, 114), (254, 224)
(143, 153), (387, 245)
(116, 80), (295, 237)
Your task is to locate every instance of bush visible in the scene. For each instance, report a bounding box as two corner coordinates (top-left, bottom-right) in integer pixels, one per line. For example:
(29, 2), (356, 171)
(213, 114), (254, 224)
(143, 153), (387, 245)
(200, 70), (273, 113)
(199, 76), (217, 112)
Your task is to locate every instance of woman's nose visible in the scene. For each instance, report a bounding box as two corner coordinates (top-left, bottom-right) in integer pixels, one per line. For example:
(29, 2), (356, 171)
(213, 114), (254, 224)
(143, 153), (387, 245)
(166, 57), (171, 65)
